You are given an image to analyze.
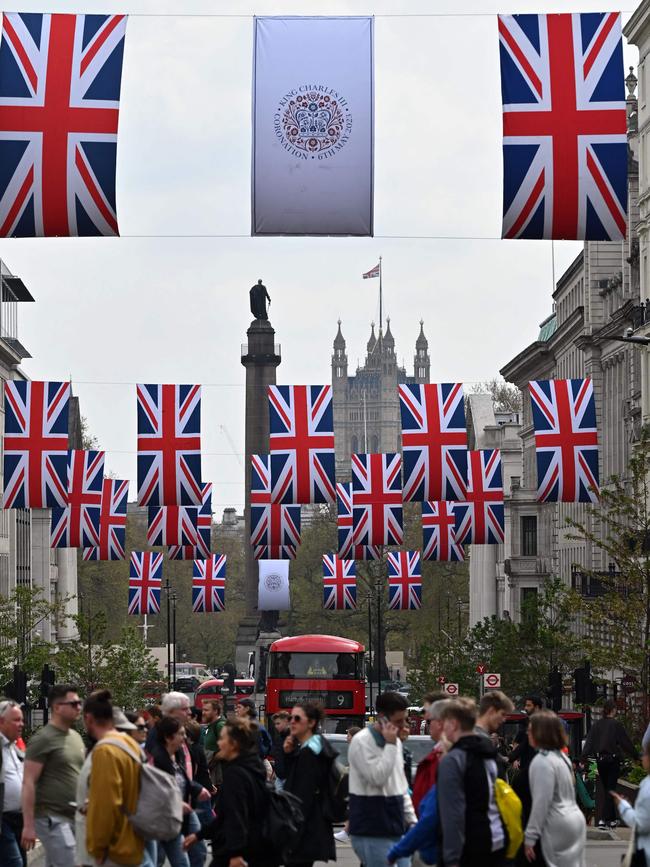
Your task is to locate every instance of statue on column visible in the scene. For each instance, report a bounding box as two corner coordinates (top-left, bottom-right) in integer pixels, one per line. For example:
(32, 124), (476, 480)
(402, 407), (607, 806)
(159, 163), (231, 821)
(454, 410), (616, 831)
(250, 279), (271, 320)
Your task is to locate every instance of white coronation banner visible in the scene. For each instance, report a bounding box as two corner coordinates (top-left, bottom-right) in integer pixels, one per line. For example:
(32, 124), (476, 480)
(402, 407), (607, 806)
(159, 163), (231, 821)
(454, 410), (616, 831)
(258, 560), (291, 611)
(252, 16), (374, 236)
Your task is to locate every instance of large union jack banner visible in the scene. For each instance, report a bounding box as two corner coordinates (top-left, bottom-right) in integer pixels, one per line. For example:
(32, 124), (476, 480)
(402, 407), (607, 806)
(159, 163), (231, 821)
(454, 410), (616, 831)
(529, 378), (599, 502)
(322, 554), (356, 610)
(387, 550), (422, 610)
(128, 551), (163, 615)
(192, 554), (226, 613)
(147, 505), (198, 547)
(422, 501), (464, 562)
(82, 478), (128, 560)
(3, 380), (70, 509)
(499, 13), (627, 241)
(50, 449), (104, 548)
(0, 13), (127, 237)
(399, 383), (468, 502)
(336, 482), (381, 560)
(168, 482), (213, 560)
(251, 454), (300, 560)
(352, 453), (403, 547)
(455, 450), (505, 545)
(137, 384), (203, 507)
(269, 385), (336, 504)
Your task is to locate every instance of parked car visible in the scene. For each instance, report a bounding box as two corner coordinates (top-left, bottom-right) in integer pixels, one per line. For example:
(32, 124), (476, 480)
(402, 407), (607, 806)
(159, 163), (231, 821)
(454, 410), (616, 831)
(324, 733), (432, 773)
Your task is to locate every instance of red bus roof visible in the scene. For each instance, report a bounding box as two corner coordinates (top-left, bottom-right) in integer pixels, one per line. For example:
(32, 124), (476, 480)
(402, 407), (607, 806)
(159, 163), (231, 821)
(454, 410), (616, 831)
(234, 678), (255, 685)
(269, 634), (365, 653)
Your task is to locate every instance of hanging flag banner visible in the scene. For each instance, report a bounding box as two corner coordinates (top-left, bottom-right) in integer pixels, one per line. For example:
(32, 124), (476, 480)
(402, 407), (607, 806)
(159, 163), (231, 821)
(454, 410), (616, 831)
(422, 501), (464, 562)
(147, 505), (198, 547)
(258, 560), (290, 611)
(351, 452), (403, 547)
(0, 13), (127, 237)
(529, 378), (599, 503)
(168, 481), (213, 560)
(454, 450), (505, 545)
(192, 554), (226, 613)
(323, 554), (356, 610)
(3, 380), (70, 509)
(251, 454), (301, 559)
(50, 449), (105, 548)
(252, 16), (374, 236)
(336, 482), (381, 560)
(387, 550), (422, 610)
(128, 551), (163, 615)
(498, 12), (627, 240)
(83, 478), (129, 560)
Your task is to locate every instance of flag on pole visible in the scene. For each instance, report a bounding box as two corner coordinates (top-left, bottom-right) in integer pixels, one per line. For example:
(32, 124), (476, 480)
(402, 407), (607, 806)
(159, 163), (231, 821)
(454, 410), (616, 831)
(252, 16), (374, 236)
(258, 560), (290, 611)
(363, 263), (380, 279)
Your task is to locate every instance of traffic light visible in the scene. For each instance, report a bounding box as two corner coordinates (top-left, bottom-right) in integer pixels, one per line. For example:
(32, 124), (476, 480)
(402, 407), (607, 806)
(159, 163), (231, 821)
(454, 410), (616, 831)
(3, 666), (27, 704)
(548, 666), (562, 712)
(574, 661), (597, 705)
(39, 664), (56, 709)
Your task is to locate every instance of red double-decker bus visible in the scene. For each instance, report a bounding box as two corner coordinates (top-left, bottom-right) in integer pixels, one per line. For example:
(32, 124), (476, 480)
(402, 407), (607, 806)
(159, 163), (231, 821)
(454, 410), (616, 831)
(266, 634), (366, 732)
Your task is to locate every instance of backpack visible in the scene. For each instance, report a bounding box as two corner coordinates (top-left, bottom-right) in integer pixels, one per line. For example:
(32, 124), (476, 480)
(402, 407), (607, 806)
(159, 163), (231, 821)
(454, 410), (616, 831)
(494, 777), (523, 860)
(261, 785), (305, 861)
(100, 737), (183, 842)
(321, 754), (349, 823)
(258, 725), (273, 759)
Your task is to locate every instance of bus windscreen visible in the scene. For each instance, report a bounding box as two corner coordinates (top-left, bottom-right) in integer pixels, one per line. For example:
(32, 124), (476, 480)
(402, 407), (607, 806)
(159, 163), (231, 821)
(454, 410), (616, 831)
(269, 651), (363, 680)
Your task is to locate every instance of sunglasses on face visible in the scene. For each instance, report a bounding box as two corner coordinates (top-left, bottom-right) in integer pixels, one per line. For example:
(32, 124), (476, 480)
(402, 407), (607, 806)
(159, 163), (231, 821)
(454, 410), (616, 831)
(136, 724), (147, 730)
(291, 715), (306, 723)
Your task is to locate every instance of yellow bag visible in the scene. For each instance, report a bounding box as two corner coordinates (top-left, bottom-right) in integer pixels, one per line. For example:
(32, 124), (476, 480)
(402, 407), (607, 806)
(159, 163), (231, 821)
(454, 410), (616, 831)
(494, 777), (524, 859)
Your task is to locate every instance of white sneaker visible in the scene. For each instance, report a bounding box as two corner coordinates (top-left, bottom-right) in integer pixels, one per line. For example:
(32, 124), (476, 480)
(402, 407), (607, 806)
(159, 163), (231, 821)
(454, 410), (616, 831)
(334, 829), (350, 843)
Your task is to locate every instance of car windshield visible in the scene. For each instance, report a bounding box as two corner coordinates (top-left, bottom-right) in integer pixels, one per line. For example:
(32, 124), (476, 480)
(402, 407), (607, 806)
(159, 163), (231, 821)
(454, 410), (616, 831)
(269, 651), (363, 680)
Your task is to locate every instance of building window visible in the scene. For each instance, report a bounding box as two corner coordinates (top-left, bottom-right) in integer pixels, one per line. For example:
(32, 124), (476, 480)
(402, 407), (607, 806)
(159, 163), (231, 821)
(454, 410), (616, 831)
(521, 515), (537, 556)
(521, 586), (538, 629)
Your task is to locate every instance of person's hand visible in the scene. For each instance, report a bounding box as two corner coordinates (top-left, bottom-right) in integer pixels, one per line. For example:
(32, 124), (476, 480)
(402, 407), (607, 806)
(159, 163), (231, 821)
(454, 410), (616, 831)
(198, 787), (211, 802)
(21, 824), (37, 851)
(183, 834), (198, 851)
(511, 759), (521, 770)
(228, 857), (248, 867)
(283, 735), (296, 753)
(610, 791), (623, 807)
(380, 718), (399, 745)
(182, 802), (192, 815)
(524, 845), (536, 861)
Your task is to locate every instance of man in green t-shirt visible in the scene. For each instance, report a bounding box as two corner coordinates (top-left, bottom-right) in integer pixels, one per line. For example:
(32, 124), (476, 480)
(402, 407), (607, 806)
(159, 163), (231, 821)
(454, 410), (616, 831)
(21, 683), (86, 867)
(201, 699), (226, 755)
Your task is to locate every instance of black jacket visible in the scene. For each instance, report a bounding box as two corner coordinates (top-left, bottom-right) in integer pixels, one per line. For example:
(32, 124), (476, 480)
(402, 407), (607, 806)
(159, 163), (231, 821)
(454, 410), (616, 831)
(271, 728), (290, 780)
(149, 742), (203, 806)
(581, 716), (638, 761)
(284, 736), (336, 864)
(188, 739), (212, 791)
(198, 752), (278, 867)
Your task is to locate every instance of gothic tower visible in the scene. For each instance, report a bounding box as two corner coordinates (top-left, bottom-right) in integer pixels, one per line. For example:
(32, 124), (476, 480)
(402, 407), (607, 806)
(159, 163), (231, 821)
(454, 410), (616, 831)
(414, 321), (430, 383)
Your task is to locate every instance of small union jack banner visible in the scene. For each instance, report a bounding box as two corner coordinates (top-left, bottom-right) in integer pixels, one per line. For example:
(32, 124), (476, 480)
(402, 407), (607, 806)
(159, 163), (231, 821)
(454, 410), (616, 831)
(128, 551), (163, 615)
(192, 554), (226, 613)
(50, 449), (105, 548)
(323, 554), (357, 610)
(499, 13), (627, 240)
(336, 482), (381, 560)
(167, 482), (213, 560)
(251, 455), (301, 559)
(269, 385), (336, 505)
(352, 453), (403, 547)
(399, 383), (468, 502)
(422, 501), (464, 562)
(3, 380), (70, 509)
(529, 378), (599, 503)
(455, 450), (505, 545)
(0, 13), (127, 237)
(362, 263), (380, 279)
(82, 478), (128, 560)
(147, 505), (198, 547)
(387, 551), (422, 610)
(137, 384), (203, 507)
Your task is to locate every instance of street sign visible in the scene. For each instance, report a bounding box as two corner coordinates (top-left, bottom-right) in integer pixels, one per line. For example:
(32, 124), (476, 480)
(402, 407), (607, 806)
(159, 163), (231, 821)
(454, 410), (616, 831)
(476, 664), (487, 675)
(437, 675), (446, 685)
(484, 673), (501, 689)
(443, 682), (459, 696)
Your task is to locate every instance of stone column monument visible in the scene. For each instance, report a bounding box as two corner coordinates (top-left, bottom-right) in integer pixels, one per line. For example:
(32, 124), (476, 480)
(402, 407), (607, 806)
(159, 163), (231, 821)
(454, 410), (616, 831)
(234, 281), (281, 677)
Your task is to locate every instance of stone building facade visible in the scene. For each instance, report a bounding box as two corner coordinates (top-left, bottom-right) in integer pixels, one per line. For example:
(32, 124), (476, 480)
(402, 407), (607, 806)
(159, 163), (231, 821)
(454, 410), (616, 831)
(331, 320), (430, 479)
(468, 73), (643, 626)
(0, 260), (80, 642)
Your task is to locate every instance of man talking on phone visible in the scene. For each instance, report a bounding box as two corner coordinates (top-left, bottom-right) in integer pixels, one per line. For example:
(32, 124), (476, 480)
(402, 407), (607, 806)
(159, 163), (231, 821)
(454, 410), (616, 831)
(348, 692), (416, 867)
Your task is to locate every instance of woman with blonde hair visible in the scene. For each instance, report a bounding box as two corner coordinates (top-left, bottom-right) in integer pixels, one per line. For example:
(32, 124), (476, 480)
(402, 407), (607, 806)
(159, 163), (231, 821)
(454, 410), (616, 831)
(524, 710), (586, 866)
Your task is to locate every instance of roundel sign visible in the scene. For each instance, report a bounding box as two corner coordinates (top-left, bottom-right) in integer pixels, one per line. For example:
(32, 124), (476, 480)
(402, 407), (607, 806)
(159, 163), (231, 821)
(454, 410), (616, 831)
(484, 673), (501, 689)
(443, 682), (459, 696)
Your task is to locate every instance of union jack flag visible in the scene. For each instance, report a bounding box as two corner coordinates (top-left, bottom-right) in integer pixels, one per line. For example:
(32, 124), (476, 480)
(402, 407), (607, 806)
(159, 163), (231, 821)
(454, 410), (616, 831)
(128, 551), (163, 615)
(147, 505), (198, 547)
(251, 454), (301, 560)
(269, 385), (336, 504)
(192, 554), (226, 613)
(352, 453), (403, 547)
(0, 13), (127, 237)
(167, 482), (213, 560)
(399, 383), (468, 501)
(387, 550), (422, 610)
(336, 482), (381, 560)
(499, 12), (627, 241)
(422, 501), (464, 562)
(82, 478), (128, 560)
(455, 450), (505, 545)
(50, 449), (104, 548)
(529, 378), (599, 503)
(322, 554), (357, 610)
(3, 380), (70, 509)
(137, 384), (202, 507)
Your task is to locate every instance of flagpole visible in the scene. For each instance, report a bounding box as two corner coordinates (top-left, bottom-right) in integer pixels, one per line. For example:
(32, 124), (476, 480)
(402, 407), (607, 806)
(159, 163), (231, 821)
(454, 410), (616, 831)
(379, 256), (383, 334)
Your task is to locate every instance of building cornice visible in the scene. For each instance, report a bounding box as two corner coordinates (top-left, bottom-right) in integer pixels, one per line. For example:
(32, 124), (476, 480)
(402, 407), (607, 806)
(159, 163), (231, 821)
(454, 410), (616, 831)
(623, 1), (650, 46)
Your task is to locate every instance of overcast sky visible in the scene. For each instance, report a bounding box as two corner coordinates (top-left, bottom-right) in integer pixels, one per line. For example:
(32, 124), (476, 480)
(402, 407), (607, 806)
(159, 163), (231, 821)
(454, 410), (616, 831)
(2, 0), (638, 512)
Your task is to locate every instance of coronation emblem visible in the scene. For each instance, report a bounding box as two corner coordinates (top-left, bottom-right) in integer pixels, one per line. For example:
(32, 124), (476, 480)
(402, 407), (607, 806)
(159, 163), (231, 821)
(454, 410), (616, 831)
(265, 573), (283, 592)
(275, 86), (352, 159)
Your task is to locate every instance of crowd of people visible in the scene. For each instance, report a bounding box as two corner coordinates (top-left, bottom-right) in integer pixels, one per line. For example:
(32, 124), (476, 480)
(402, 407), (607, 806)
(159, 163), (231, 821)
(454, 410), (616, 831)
(0, 684), (649, 867)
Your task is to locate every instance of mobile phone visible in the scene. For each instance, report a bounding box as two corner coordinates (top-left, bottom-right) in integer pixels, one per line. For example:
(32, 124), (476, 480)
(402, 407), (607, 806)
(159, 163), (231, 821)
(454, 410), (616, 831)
(377, 714), (389, 726)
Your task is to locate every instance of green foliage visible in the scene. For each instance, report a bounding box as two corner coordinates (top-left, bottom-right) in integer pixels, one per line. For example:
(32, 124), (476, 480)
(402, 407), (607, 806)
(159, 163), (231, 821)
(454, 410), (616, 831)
(470, 378), (522, 413)
(0, 586), (66, 688)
